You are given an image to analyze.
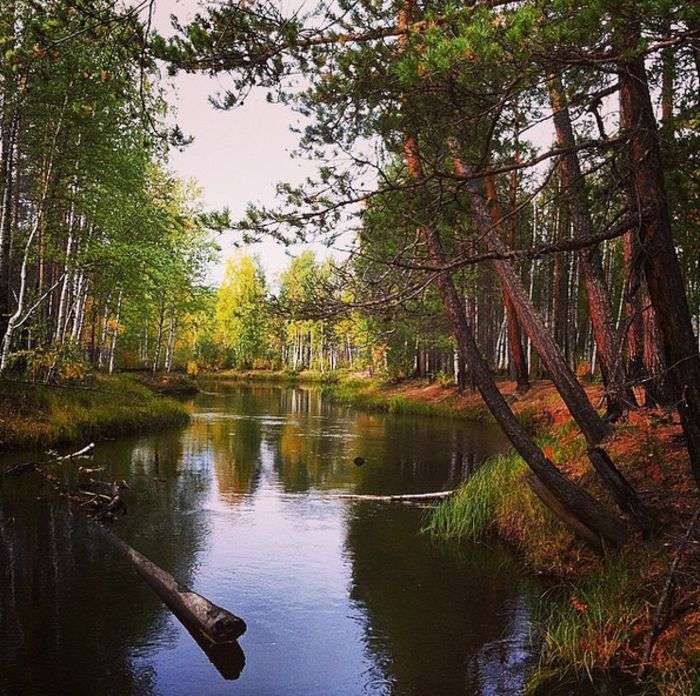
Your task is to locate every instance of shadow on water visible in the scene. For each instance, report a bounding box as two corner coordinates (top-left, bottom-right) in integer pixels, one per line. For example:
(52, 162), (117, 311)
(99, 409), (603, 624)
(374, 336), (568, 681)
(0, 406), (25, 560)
(2, 380), (548, 695)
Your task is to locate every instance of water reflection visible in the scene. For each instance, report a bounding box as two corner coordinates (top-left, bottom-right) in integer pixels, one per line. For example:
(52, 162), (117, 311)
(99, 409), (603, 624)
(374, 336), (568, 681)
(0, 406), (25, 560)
(1, 381), (539, 695)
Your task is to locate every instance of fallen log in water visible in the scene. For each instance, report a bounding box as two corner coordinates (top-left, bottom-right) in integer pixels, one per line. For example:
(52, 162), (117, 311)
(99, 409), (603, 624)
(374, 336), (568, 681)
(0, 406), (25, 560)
(4, 443), (247, 679)
(334, 490), (455, 502)
(98, 525), (247, 644)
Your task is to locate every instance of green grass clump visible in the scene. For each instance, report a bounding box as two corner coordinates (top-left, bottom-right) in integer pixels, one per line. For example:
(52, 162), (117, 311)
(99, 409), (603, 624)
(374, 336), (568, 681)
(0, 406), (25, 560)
(427, 451), (529, 540)
(427, 448), (575, 572)
(0, 374), (190, 451)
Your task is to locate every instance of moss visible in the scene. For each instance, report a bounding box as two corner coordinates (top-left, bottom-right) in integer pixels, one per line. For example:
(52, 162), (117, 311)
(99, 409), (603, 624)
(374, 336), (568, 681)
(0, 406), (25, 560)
(0, 374), (190, 451)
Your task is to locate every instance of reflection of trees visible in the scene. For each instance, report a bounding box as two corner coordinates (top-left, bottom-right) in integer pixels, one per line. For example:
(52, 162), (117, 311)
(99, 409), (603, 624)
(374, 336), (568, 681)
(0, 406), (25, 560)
(208, 413), (263, 501)
(345, 503), (536, 695)
(185, 387), (268, 502)
(344, 410), (506, 496)
(0, 427), (212, 696)
(268, 384), (507, 497)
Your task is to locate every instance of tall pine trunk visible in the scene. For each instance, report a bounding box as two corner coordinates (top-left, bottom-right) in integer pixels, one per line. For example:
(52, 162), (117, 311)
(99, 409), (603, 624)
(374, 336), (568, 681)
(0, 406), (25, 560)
(547, 73), (634, 417)
(483, 176), (529, 393)
(455, 155), (610, 445)
(618, 33), (700, 486)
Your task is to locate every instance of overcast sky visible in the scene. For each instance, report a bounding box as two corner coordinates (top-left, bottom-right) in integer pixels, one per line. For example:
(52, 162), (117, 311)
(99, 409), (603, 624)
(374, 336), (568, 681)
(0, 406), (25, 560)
(153, 0), (331, 286)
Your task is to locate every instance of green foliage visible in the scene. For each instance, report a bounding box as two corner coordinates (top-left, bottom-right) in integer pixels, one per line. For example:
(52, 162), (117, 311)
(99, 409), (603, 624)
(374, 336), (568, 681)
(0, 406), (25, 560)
(213, 253), (270, 368)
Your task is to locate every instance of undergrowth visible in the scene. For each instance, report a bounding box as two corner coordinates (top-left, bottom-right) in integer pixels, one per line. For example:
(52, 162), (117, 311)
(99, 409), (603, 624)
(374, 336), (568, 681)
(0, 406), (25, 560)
(530, 559), (646, 688)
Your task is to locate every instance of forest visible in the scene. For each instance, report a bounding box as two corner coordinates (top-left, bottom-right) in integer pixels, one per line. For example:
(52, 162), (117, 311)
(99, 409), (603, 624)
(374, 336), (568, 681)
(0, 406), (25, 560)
(0, 0), (699, 694)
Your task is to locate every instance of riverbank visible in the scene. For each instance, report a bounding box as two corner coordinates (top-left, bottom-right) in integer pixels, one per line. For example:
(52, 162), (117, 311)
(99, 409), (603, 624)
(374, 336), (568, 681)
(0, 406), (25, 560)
(217, 369), (699, 693)
(423, 395), (699, 694)
(213, 369), (541, 425)
(0, 375), (191, 452)
(212, 368), (341, 384)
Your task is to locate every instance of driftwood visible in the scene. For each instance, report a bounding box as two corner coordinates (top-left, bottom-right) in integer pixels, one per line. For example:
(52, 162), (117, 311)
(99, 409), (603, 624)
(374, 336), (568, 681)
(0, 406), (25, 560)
(335, 490), (455, 502)
(4, 441), (95, 476)
(56, 442), (95, 460)
(99, 526), (246, 644)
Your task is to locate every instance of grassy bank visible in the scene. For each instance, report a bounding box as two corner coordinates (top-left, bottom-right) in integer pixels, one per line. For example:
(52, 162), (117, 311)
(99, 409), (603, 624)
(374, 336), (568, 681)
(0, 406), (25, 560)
(0, 374), (190, 451)
(428, 412), (699, 694)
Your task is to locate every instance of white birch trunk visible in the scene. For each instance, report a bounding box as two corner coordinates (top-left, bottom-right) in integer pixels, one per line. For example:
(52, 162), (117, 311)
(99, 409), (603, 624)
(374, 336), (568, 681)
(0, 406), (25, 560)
(108, 290), (122, 374)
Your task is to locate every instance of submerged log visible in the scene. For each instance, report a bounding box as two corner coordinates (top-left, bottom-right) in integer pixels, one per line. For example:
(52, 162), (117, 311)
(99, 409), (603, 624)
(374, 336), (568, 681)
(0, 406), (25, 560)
(335, 490), (455, 502)
(56, 442), (95, 460)
(98, 526), (246, 644)
(4, 441), (95, 476)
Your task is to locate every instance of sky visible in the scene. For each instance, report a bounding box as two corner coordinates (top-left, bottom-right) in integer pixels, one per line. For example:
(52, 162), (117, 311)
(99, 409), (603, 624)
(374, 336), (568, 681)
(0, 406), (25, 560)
(149, 0), (580, 288)
(152, 0), (331, 286)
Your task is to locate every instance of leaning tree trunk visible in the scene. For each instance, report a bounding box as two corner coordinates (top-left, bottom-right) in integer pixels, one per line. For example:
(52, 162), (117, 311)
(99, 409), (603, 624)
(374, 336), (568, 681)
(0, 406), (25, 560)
(457, 157), (610, 445)
(453, 156), (651, 530)
(547, 73), (635, 418)
(397, 142), (626, 548)
(618, 34), (700, 486)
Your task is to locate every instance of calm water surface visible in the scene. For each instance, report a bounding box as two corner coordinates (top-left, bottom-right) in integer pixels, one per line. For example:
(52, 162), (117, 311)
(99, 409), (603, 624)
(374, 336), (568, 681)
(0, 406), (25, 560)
(0, 382), (539, 695)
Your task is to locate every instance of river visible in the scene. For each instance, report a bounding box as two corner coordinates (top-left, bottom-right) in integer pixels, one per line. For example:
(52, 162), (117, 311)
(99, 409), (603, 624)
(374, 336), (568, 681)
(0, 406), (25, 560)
(0, 381), (540, 695)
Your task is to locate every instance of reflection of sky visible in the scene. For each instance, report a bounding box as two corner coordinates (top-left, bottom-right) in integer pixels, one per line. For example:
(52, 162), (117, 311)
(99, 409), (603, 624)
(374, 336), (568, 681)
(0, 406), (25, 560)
(136, 423), (371, 696)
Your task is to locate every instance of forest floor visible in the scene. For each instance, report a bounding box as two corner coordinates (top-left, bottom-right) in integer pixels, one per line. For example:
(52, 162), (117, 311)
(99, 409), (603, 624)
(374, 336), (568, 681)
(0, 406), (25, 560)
(0, 374), (191, 452)
(228, 369), (700, 694)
